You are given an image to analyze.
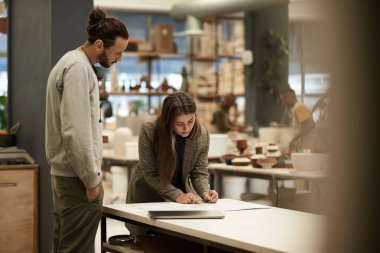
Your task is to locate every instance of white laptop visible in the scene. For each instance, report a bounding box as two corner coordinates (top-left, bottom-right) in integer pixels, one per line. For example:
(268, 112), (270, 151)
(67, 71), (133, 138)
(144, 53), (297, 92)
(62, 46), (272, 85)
(148, 210), (225, 219)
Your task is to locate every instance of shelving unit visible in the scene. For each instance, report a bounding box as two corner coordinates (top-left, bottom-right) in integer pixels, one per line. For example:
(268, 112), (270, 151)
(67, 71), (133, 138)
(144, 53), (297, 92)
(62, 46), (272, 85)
(108, 51), (187, 110)
(108, 91), (172, 96)
(192, 53), (242, 61)
(124, 51), (188, 58)
(188, 16), (246, 96)
(196, 93), (245, 100)
(186, 16), (246, 131)
(106, 14), (247, 131)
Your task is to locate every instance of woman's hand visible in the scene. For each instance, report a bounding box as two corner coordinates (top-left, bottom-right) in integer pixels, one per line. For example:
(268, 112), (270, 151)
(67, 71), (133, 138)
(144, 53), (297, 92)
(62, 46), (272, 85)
(176, 193), (202, 204)
(202, 190), (218, 203)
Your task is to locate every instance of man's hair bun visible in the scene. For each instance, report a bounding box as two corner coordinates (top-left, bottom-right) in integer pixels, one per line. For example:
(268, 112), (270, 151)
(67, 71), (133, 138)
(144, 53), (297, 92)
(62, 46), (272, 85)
(86, 7), (129, 47)
(88, 8), (106, 26)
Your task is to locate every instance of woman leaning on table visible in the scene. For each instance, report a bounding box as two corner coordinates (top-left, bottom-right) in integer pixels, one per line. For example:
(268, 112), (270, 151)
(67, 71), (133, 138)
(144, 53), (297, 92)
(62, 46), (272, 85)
(126, 91), (218, 235)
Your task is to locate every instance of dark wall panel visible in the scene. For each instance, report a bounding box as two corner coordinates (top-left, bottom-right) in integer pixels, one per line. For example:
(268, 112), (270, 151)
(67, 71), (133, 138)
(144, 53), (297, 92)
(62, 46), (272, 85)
(8, 0), (92, 252)
(52, 1), (91, 64)
(245, 4), (289, 126)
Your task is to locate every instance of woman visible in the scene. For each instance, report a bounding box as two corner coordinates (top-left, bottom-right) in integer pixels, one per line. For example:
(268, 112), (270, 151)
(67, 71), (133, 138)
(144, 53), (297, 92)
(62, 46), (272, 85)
(126, 91), (218, 235)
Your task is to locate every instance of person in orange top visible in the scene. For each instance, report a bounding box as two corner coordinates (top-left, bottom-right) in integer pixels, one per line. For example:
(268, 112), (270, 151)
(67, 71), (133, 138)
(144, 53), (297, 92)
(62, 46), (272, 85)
(280, 87), (325, 153)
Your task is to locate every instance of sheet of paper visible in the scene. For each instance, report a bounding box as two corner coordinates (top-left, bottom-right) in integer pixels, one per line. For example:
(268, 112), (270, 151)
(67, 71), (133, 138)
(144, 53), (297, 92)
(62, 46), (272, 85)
(106, 199), (270, 214)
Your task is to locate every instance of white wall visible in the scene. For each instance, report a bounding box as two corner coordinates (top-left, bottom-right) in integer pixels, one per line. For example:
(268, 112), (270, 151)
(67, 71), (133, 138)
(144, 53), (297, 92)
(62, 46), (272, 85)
(94, 0), (188, 12)
(95, 0), (324, 21)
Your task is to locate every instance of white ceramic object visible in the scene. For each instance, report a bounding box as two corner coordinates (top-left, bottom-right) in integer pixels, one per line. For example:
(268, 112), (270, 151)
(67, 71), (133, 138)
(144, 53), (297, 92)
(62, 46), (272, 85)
(231, 157), (251, 166)
(110, 166), (128, 203)
(267, 145), (280, 151)
(222, 176), (247, 200)
(257, 159), (277, 169)
(278, 127), (295, 150)
(125, 115), (140, 136)
(249, 178), (269, 195)
(259, 127), (279, 143)
(291, 152), (328, 171)
(251, 154), (266, 160)
(124, 141), (139, 158)
(208, 134), (228, 157)
(266, 151), (281, 158)
(113, 127), (133, 155)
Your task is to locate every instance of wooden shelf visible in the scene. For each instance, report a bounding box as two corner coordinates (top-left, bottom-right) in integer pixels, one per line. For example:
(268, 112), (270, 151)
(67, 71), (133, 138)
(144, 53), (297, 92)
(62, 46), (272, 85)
(124, 51), (241, 60)
(193, 54), (242, 61)
(195, 93), (245, 100)
(124, 51), (187, 59)
(108, 91), (171, 96)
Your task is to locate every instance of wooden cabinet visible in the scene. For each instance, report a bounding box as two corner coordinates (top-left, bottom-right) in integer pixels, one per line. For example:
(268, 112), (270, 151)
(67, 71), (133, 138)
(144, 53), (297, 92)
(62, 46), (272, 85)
(0, 164), (38, 253)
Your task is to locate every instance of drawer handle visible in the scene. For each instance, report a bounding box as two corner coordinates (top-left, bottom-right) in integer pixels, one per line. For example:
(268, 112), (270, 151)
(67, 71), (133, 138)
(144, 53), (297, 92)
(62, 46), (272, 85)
(0, 182), (18, 187)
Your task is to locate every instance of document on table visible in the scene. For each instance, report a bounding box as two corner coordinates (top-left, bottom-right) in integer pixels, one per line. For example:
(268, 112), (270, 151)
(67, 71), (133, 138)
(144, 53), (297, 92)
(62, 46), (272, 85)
(106, 199), (270, 214)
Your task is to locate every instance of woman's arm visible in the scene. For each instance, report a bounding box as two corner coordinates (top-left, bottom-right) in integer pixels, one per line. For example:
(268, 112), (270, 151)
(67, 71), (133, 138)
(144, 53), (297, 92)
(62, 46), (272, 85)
(189, 128), (212, 196)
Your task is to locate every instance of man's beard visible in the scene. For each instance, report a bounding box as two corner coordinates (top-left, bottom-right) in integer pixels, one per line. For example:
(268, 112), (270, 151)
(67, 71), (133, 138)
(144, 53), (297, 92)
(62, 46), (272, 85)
(98, 50), (114, 68)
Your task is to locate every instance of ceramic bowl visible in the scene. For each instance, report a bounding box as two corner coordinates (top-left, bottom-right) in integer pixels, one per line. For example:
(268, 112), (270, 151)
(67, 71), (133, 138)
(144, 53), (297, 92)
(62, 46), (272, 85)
(256, 157), (277, 169)
(221, 153), (237, 165)
(250, 154), (266, 168)
(231, 157), (251, 166)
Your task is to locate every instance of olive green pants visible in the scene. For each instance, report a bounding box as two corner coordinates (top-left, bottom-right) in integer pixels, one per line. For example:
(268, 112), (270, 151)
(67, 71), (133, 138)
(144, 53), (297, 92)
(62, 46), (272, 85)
(51, 176), (103, 253)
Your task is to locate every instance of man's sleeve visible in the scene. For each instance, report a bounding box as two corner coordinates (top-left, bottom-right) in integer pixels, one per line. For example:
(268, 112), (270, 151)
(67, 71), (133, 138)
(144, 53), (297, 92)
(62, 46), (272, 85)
(61, 63), (100, 189)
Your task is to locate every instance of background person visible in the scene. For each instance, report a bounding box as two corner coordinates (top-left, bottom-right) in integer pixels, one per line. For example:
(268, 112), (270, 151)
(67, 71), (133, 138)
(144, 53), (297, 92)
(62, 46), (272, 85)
(280, 87), (325, 153)
(126, 91), (218, 237)
(45, 8), (129, 253)
(211, 93), (252, 133)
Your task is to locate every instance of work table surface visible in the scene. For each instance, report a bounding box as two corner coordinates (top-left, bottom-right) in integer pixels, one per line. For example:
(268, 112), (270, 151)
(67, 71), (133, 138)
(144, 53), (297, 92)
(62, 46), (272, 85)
(103, 199), (327, 253)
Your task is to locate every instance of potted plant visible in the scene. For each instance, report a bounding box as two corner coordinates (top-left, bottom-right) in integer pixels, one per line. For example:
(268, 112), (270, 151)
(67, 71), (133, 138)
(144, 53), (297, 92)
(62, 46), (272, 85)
(261, 28), (289, 98)
(0, 94), (7, 130)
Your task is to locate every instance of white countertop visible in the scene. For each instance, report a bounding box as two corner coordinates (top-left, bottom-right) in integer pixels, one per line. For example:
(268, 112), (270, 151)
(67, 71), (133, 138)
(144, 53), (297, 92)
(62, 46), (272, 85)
(103, 199), (327, 253)
(208, 163), (327, 180)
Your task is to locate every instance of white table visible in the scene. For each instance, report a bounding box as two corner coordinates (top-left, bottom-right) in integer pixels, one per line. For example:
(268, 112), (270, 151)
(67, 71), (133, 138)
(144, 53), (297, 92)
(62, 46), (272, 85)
(102, 149), (139, 180)
(208, 163), (327, 210)
(101, 199), (326, 253)
(102, 149), (222, 181)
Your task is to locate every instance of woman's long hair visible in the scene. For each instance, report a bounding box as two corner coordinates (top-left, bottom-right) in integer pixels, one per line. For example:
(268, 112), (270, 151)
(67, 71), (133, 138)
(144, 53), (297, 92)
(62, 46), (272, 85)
(154, 92), (201, 186)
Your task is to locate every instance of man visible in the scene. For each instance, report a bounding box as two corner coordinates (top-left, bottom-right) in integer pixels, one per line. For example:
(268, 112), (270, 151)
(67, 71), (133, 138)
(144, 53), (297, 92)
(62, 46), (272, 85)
(211, 93), (252, 133)
(211, 94), (237, 133)
(280, 87), (325, 153)
(45, 8), (129, 253)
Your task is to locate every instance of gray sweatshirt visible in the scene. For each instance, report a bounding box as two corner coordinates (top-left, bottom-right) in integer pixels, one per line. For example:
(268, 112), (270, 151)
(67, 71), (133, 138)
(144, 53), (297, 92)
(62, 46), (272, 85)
(45, 50), (102, 189)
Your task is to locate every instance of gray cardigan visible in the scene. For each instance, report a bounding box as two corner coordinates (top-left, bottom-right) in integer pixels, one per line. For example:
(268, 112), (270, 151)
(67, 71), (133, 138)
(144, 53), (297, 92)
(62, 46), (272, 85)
(127, 122), (211, 203)
(45, 50), (102, 189)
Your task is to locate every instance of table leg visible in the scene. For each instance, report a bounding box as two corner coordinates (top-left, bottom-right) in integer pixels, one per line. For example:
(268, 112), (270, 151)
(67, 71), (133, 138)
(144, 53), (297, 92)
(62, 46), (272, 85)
(212, 172), (223, 198)
(101, 215), (106, 253)
(272, 177), (278, 207)
(311, 180), (319, 213)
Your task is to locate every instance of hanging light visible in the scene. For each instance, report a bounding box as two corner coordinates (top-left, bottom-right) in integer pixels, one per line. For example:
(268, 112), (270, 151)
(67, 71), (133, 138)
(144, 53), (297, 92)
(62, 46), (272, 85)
(174, 15), (206, 37)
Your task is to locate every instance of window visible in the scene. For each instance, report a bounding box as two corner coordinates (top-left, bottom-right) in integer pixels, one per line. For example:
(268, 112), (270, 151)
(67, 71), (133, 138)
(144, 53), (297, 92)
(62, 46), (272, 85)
(0, 11), (7, 130)
(288, 21), (330, 121)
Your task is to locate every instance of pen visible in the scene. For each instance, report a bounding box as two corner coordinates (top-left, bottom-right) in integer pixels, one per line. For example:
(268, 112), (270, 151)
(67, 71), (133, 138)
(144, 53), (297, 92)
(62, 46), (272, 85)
(203, 190), (213, 203)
